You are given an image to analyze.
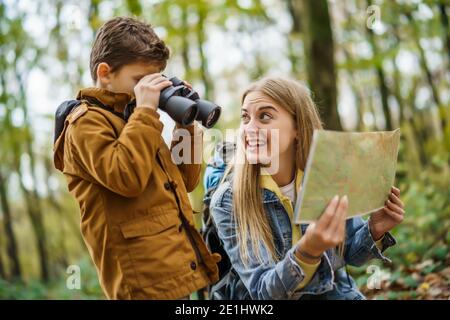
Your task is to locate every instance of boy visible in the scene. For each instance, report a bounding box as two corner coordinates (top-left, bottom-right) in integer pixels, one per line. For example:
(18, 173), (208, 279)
(53, 17), (220, 299)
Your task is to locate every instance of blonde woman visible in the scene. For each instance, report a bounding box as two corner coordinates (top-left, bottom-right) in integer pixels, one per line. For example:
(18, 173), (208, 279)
(207, 77), (405, 300)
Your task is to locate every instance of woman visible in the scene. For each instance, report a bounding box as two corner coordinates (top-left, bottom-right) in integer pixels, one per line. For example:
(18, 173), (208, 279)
(208, 77), (404, 300)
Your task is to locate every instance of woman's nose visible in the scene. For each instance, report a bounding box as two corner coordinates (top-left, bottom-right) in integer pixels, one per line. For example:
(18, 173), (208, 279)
(243, 125), (259, 140)
(243, 117), (260, 132)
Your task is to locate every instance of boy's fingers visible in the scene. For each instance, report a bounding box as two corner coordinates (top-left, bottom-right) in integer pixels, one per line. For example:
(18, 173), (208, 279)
(139, 73), (163, 85)
(183, 81), (193, 89)
(317, 195), (339, 230)
(150, 77), (171, 86)
(154, 80), (172, 91)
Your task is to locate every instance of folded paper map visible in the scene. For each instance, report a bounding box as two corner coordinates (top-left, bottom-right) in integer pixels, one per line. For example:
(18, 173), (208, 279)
(294, 129), (400, 223)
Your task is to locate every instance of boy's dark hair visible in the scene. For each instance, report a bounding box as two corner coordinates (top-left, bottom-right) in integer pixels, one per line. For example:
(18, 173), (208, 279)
(90, 16), (170, 81)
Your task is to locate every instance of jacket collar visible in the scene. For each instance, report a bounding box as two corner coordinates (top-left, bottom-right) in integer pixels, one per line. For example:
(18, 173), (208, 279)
(260, 168), (304, 244)
(76, 87), (133, 114)
(259, 168), (303, 201)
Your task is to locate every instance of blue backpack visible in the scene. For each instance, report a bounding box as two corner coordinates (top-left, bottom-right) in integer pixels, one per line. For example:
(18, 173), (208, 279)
(201, 142), (251, 300)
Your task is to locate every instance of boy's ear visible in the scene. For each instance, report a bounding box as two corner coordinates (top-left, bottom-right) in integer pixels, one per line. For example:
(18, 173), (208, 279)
(96, 62), (112, 86)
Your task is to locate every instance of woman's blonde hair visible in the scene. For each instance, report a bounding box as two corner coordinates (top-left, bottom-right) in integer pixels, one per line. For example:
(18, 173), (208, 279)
(225, 77), (327, 265)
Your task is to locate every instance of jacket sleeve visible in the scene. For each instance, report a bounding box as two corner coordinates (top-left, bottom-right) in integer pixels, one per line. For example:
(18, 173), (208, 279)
(67, 107), (163, 197)
(210, 182), (312, 300)
(343, 217), (397, 267)
(170, 123), (203, 193)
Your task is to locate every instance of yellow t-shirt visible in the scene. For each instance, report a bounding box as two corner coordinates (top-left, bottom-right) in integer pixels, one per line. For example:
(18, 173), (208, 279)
(260, 169), (318, 289)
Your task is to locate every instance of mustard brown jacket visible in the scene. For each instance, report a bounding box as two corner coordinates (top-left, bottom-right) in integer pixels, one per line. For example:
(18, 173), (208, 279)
(53, 87), (220, 299)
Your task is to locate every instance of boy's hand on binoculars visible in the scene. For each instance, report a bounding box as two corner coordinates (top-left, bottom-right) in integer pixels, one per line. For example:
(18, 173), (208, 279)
(295, 195), (348, 263)
(134, 73), (172, 111)
(183, 81), (193, 90)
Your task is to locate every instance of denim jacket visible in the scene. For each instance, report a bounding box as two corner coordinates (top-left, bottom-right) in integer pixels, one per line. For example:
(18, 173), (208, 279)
(206, 149), (396, 300)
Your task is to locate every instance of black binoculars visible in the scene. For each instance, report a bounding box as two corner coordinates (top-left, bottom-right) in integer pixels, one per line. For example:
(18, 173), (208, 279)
(125, 76), (221, 128)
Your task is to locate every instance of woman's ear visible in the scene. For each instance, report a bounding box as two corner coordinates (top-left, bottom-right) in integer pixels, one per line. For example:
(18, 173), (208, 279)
(293, 128), (299, 142)
(96, 62), (112, 87)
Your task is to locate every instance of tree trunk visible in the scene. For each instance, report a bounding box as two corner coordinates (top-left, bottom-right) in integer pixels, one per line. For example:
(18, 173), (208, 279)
(43, 156), (85, 247)
(366, 0), (393, 130)
(339, 3), (374, 131)
(438, 2), (450, 63)
(404, 11), (447, 132)
(389, 4), (431, 164)
(15, 171), (50, 282)
(15, 74), (51, 282)
(195, 4), (213, 100)
(286, 0), (302, 76)
(43, 157), (72, 269)
(0, 240), (5, 279)
(0, 171), (22, 281)
(391, 58), (428, 166)
(341, 48), (367, 131)
(297, 0), (342, 130)
(181, 3), (192, 79)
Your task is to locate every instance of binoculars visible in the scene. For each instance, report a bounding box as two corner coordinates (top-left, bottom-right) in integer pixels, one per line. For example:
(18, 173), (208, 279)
(125, 76), (221, 128)
(160, 76), (221, 128)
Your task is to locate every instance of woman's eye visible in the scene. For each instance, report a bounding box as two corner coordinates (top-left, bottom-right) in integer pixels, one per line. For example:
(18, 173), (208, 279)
(241, 114), (250, 123)
(260, 112), (272, 121)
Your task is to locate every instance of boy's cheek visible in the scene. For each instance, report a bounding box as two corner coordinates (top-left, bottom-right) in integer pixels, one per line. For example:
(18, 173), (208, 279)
(120, 81), (137, 96)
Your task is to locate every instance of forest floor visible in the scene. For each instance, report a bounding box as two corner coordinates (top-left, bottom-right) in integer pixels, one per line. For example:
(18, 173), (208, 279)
(360, 253), (450, 300)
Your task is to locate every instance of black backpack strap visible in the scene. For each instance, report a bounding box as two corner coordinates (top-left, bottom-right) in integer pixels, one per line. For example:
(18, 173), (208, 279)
(54, 96), (135, 145)
(201, 175), (251, 300)
(82, 96), (127, 120)
(54, 100), (82, 144)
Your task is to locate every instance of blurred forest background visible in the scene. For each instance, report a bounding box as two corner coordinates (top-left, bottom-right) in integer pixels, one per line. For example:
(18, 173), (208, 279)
(0, 0), (449, 300)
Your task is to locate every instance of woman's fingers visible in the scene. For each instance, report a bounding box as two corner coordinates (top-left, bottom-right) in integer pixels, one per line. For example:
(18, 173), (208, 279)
(386, 199), (405, 215)
(334, 196), (348, 242)
(389, 192), (404, 208)
(329, 195), (348, 234)
(307, 196), (349, 252)
(317, 195), (339, 230)
(383, 206), (404, 223)
(391, 186), (400, 196)
(333, 210), (347, 245)
(337, 213), (347, 242)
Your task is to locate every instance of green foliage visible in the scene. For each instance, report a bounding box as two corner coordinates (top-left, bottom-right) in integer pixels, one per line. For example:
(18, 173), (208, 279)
(348, 140), (449, 299)
(0, 256), (103, 300)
